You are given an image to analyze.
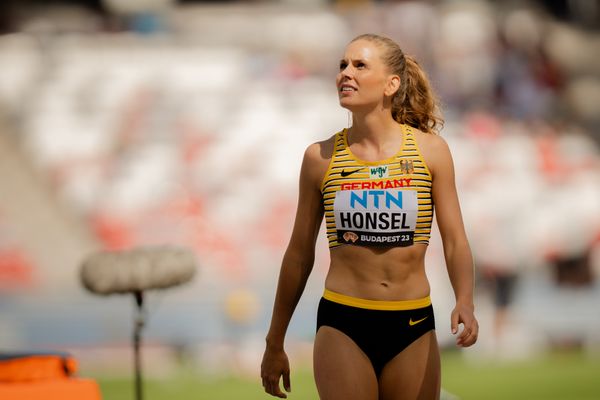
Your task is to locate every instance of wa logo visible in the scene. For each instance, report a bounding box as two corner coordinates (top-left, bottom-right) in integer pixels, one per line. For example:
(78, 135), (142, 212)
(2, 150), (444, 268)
(370, 165), (389, 179)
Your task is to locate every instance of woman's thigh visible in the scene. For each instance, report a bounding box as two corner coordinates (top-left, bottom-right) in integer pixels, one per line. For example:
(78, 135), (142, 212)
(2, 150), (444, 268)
(313, 326), (379, 400)
(378, 331), (440, 400)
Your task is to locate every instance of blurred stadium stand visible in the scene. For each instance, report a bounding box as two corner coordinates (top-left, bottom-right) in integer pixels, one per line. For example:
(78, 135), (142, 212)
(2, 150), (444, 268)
(0, 0), (599, 374)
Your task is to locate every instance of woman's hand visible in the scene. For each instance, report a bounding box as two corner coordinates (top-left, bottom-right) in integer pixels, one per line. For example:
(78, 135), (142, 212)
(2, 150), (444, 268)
(261, 345), (291, 398)
(451, 303), (479, 347)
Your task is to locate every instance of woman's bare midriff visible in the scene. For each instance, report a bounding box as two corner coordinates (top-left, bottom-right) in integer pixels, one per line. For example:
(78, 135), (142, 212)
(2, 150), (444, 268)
(325, 243), (431, 301)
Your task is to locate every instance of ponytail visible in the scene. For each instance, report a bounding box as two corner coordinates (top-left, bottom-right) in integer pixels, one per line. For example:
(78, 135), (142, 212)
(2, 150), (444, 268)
(393, 55), (443, 135)
(351, 34), (443, 134)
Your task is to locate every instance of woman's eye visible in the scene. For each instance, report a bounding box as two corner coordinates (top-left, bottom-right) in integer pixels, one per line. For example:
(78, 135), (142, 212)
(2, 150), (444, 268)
(357, 63), (365, 69)
(339, 62), (347, 70)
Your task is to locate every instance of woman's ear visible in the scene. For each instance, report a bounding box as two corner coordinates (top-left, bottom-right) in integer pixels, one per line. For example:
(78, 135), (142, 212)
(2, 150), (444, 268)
(384, 75), (401, 97)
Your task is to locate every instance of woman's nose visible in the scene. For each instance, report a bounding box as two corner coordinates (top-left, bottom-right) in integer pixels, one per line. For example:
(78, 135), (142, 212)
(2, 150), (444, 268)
(340, 65), (353, 78)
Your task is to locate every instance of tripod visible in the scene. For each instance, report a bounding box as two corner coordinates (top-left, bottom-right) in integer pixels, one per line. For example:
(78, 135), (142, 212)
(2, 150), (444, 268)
(133, 291), (145, 400)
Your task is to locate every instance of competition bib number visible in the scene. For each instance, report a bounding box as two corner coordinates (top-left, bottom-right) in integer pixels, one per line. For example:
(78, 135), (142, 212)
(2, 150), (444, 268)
(333, 189), (418, 246)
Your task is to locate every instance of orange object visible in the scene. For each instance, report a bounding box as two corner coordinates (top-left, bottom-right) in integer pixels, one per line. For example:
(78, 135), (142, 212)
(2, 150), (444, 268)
(0, 353), (77, 382)
(0, 352), (101, 400)
(0, 378), (101, 400)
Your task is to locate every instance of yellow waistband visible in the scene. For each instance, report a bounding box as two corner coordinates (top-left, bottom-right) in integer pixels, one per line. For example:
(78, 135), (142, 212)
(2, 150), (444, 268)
(323, 289), (431, 311)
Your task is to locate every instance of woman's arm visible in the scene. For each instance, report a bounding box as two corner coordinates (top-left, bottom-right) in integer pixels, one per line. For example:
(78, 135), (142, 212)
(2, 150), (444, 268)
(428, 135), (479, 348)
(261, 143), (326, 398)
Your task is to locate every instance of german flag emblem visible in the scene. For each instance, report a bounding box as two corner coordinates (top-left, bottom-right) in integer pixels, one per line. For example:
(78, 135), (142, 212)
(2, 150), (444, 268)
(399, 159), (414, 175)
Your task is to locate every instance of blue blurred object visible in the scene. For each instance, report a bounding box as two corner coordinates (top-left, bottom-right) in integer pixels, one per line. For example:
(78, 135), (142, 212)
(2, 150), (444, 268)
(129, 12), (165, 35)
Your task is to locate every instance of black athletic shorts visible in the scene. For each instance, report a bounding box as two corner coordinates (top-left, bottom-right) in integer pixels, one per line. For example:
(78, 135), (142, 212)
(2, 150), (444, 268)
(316, 289), (435, 377)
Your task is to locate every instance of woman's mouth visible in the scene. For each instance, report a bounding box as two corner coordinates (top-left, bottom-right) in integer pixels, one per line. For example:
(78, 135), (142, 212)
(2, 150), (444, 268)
(340, 84), (357, 94)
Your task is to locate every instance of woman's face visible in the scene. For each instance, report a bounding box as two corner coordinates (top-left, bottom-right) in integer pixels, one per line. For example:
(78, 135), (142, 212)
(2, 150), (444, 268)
(336, 39), (397, 111)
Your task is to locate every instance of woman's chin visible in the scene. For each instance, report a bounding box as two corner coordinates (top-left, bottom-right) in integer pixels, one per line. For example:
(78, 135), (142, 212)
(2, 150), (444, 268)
(339, 98), (359, 110)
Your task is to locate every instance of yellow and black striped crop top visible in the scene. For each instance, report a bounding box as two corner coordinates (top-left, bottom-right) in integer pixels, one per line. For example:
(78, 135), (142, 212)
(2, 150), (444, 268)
(321, 124), (433, 248)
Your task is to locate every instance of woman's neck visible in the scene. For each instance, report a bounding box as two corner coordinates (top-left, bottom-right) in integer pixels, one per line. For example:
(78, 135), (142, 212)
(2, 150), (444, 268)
(349, 110), (401, 147)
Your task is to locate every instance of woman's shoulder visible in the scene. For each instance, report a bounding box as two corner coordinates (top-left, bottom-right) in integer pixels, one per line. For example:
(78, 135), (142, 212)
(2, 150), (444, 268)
(301, 133), (338, 188)
(411, 128), (448, 149)
(410, 128), (453, 176)
(304, 132), (338, 163)
(411, 127), (452, 156)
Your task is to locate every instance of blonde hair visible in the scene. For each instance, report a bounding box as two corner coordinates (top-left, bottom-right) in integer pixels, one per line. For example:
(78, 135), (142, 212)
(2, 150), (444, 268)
(351, 33), (443, 134)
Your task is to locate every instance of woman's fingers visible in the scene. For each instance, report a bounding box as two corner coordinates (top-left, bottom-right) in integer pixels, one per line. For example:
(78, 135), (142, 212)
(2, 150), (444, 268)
(283, 370), (291, 392)
(450, 309), (459, 335)
(261, 349), (291, 397)
(456, 318), (479, 347)
(452, 306), (479, 347)
(262, 372), (289, 398)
